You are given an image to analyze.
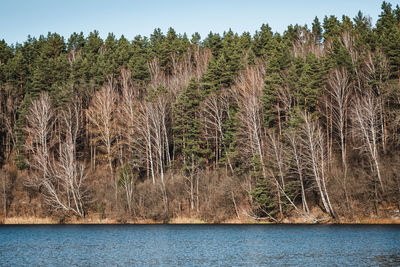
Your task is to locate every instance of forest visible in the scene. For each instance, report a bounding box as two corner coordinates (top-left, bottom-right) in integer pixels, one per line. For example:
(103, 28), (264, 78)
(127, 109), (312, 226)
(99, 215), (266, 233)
(0, 2), (400, 223)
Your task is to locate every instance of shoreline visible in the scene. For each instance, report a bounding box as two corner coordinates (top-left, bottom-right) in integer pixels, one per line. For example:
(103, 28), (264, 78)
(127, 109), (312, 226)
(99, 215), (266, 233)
(2, 216), (400, 225)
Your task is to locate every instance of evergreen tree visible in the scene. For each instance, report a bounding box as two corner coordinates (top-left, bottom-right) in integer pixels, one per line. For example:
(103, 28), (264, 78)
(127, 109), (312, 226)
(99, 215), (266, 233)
(191, 32), (201, 45)
(297, 53), (327, 114)
(67, 32), (85, 53)
(252, 24), (274, 58)
(83, 30), (104, 89)
(323, 15), (341, 40)
(150, 28), (165, 58)
(250, 155), (277, 218)
(203, 32), (223, 57)
(173, 78), (208, 169)
(340, 15), (354, 32)
(312, 17), (323, 42)
(376, 2), (400, 82)
(261, 37), (290, 128)
(128, 35), (150, 88)
(0, 40), (13, 84)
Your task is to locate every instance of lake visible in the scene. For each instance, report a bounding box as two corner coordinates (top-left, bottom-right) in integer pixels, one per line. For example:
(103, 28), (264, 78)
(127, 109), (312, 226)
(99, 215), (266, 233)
(0, 225), (399, 266)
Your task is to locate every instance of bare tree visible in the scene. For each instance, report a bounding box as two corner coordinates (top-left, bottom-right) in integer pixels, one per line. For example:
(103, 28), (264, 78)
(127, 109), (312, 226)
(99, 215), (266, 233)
(363, 49), (390, 153)
(340, 31), (362, 89)
(149, 46), (211, 97)
(262, 129), (316, 221)
(146, 92), (171, 212)
(87, 78), (117, 198)
(24, 94), (88, 218)
(117, 83), (148, 215)
(235, 65), (266, 169)
(119, 82), (170, 212)
(328, 67), (351, 176)
(0, 85), (19, 160)
(292, 27), (324, 58)
(24, 92), (54, 188)
(118, 167), (137, 216)
(50, 102), (88, 218)
(352, 92), (384, 191)
(1, 169), (7, 217)
(201, 91), (229, 169)
(300, 112), (335, 217)
(286, 131), (310, 213)
(327, 67), (353, 210)
(266, 130), (286, 217)
(118, 82), (147, 170)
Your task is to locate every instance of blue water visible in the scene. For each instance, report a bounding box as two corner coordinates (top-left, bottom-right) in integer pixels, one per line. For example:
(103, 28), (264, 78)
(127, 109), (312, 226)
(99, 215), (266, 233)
(0, 225), (400, 266)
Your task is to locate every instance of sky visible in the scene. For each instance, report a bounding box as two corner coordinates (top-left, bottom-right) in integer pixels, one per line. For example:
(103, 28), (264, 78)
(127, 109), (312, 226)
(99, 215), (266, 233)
(0, 0), (396, 44)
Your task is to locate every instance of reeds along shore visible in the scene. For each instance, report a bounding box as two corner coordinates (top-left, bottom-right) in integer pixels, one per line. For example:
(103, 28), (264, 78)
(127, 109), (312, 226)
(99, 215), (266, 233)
(1, 2), (400, 223)
(2, 214), (400, 225)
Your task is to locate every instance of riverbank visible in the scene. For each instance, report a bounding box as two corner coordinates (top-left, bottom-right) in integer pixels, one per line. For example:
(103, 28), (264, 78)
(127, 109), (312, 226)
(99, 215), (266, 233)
(2, 215), (400, 225)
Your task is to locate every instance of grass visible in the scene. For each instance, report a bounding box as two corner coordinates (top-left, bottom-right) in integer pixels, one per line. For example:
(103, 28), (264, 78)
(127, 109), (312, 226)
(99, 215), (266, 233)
(3, 216), (57, 224)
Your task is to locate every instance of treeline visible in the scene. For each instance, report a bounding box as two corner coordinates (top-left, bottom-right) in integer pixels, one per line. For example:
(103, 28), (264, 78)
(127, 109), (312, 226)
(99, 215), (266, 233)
(1, 2), (400, 222)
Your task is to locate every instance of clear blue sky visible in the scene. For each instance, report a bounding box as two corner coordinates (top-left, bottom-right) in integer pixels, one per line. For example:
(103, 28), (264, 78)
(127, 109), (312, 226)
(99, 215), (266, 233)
(0, 0), (396, 44)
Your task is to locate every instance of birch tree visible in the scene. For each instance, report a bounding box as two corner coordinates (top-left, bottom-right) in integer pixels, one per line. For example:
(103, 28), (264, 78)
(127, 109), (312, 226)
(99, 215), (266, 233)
(201, 91), (229, 169)
(24, 92), (54, 188)
(328, 67), (351, 176)
(235, 65), (265, 167)
(352, 92), (384, 191)
(50, 102), (88, 218)
(87, 78), (117, 191)
(286, 131), (310, 213)
(25, 94), (88, 218)
(300, 112), (335, 217)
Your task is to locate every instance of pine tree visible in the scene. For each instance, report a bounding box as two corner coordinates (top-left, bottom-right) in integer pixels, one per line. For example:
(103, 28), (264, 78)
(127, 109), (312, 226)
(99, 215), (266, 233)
(129, 36), (150, 88)
(376, 2), (400, 82)
(297, 53), (327, 114)
(115, 35), (131, 69)
(0, 40), (13, 84)
(383, 25), (400, 82)
(221, 101), (240, 173)
(323, 15), (341, 40)
(191, 32), (201, 45)
(252, 24), (274, 58)
(250, 155), (277, 218)
(83, 31), (104, 89)
(312, 17), (323, 42)
(203, 32), (223, 57)
(173, 78), (208, 170)
(261, 37), (290, 128)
